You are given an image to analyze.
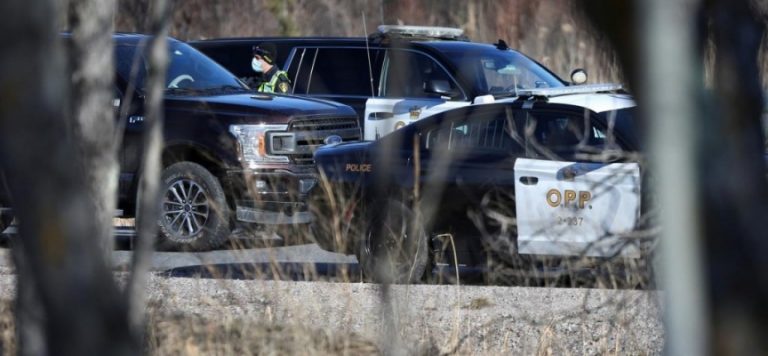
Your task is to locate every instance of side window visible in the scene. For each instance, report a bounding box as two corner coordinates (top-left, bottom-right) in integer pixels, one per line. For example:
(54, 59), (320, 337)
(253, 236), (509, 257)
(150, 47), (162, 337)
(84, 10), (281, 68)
(294, 48), (377, 96)
(290, 48), (317, 94)
(381, 50), (459, 99)
(521, 111), (606, 154)
(426, 114), (523, 153)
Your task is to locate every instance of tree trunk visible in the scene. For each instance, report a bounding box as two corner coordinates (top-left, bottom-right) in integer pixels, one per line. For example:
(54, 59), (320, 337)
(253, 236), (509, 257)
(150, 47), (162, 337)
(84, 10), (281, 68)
(580, 0), (768, 354)
(701, 1), (768, 353)
(0, 0), (138, 354)
(639, 1), (708, 355)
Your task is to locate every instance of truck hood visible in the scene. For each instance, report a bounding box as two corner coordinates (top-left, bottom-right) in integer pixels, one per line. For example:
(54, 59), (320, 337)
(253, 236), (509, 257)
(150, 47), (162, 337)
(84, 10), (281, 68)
(164, 92), (356, 118)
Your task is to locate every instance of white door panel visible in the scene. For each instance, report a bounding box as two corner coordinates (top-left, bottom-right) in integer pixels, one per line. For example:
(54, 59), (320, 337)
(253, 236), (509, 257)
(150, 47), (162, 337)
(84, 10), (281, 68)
(514, 158), (641, 257)
(363, 98), (469, 141)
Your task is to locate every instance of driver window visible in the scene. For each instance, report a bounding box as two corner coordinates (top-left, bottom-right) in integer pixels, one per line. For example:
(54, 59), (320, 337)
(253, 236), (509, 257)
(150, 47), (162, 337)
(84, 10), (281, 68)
(381, 50), (458, 99)
(521, 111), (607, 157)
(426, 114), (523, 153)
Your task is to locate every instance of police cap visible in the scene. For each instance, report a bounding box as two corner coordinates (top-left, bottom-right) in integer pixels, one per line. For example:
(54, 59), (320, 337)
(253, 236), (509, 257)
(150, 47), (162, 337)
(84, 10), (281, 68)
(252, 44), (276, 65)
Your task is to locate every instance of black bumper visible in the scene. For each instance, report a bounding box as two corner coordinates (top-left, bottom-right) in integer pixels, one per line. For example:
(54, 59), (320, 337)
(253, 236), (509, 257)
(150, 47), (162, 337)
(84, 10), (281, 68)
(223, 168), (318, 225)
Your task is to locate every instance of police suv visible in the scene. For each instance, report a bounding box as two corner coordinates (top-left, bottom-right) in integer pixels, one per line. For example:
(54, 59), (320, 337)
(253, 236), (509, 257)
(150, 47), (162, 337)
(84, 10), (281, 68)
(192, 25), (587, 141)
(310, 84), (644, 283)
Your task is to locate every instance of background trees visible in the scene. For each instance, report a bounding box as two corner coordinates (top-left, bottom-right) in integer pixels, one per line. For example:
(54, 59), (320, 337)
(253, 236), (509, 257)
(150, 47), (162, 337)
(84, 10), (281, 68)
(115, 0), (623, 83)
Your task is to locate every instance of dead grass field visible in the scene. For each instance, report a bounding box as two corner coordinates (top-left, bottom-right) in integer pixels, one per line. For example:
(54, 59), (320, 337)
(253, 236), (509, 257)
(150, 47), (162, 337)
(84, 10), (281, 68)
(0, 271), (663, 355)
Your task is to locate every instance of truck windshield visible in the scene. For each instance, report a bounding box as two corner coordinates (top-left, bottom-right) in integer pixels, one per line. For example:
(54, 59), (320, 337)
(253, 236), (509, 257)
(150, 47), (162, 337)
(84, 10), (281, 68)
(443, 48), (565, 95)
(116, 40), (246, 94)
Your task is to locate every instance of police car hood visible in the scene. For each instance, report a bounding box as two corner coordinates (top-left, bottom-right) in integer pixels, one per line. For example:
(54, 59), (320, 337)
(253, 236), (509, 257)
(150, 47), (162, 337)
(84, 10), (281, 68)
(547, 93), (636, 113)
(495, 93), (635, 113)
(314, 141), (372, 182)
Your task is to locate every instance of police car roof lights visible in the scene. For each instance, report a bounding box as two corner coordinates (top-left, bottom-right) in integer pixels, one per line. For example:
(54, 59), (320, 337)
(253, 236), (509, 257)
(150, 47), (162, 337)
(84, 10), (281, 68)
(376, 25), (467, 40)
(515, 83), (624, 98)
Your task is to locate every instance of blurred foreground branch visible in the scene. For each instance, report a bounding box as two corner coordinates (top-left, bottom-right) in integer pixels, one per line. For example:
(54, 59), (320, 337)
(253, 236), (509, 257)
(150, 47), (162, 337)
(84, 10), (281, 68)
(127, 0), (169, 339)
(0, 0), (138, 354)
(581, 0), (768, 354)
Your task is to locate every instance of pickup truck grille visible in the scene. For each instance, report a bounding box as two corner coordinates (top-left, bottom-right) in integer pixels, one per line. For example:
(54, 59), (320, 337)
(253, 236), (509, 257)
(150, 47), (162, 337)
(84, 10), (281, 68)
(287, 117), (361, 165)
(289, 117), (359, 132)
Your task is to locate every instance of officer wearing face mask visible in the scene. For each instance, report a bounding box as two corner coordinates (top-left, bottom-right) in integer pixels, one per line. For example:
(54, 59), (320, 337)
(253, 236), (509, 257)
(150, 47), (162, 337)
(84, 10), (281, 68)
(251, 44), (291, 93)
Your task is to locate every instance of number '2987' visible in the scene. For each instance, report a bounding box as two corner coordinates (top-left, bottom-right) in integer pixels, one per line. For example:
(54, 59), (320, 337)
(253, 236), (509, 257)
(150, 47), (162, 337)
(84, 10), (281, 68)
(557, 216), (583, 226)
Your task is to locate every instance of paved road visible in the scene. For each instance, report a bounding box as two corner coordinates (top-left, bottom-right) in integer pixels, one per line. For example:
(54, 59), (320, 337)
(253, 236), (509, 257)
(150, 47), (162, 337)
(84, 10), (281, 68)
(0, 226), (359, 278)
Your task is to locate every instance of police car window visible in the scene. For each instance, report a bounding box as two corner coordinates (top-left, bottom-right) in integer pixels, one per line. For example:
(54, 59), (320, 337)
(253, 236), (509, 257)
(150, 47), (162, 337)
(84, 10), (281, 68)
(443, 48), (564, 95)
(291, 48), (317, 94)
(426, 115), (522, 153)
(381, 50), (458, 99)
(305, 48), (375, 96)
(522, 112), (606, 154)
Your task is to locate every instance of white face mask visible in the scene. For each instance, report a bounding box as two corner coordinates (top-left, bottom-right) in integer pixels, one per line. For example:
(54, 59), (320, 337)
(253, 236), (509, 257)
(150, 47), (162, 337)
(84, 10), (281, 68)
(251, 57), (263, 73)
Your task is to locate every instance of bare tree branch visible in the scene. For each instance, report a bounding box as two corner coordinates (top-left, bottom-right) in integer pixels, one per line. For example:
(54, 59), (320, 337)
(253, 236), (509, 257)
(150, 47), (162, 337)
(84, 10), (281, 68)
(127, 0), (169, 339)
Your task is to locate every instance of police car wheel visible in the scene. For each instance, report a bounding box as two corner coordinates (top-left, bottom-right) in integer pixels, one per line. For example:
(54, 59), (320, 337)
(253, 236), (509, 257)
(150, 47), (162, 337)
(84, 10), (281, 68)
(155, 162), (231, 251)
(359, 199), (429, 284)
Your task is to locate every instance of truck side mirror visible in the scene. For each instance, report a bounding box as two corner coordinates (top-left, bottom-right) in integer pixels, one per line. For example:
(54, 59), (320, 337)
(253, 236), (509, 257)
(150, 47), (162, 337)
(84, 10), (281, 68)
(570, 69), (588, 85)
(425, 79), (459, 98)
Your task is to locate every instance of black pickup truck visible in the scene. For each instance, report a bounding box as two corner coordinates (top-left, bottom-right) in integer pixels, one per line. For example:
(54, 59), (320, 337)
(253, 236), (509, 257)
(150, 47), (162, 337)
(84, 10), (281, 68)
(0, 34), (360, 250)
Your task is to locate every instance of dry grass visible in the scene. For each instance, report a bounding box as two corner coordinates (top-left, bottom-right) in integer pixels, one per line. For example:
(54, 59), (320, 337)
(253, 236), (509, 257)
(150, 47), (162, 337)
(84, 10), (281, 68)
(0, 275), (663, 355)
(147, 309), (380, 355)
(0, 298), (380, 355)
(0, 300), (14, 356)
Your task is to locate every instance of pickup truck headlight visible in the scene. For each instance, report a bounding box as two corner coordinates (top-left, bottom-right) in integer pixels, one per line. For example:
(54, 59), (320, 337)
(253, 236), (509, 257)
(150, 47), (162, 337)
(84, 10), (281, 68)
(229, 124), (295, 165)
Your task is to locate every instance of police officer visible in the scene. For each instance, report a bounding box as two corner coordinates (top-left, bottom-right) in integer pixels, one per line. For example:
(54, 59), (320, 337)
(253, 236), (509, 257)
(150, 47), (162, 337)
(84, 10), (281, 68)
(251, 44), (291, 93)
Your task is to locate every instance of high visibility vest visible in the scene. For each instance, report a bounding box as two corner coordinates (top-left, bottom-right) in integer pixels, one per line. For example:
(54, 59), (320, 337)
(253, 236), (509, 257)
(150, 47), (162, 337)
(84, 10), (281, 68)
(258, 71), (290, 93)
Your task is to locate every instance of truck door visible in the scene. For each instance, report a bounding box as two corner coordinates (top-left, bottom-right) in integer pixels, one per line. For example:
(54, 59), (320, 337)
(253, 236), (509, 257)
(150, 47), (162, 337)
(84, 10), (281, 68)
(364, 49), (469, 141)
(512, 110), (642, 257)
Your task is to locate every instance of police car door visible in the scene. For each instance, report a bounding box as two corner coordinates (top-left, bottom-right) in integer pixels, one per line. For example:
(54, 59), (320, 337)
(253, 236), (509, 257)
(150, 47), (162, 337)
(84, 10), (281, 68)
(364, 49), (469, 141)
(512, 109), (641, 257)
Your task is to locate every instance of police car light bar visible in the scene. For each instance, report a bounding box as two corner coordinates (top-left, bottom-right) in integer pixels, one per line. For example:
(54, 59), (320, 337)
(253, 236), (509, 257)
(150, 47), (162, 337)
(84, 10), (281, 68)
(377, 25), (465, 39)
(516, 83), (623, 98)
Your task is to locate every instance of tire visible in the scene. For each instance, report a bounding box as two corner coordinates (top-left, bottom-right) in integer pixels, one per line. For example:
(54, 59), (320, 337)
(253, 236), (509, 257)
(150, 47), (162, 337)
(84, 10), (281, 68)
(358, 199), (429, 284)
(156, 162), (231, 251)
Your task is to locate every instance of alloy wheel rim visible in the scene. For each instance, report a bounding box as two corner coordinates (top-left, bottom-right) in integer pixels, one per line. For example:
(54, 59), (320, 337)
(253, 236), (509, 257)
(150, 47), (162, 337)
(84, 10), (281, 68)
(162, 179), (209, 240)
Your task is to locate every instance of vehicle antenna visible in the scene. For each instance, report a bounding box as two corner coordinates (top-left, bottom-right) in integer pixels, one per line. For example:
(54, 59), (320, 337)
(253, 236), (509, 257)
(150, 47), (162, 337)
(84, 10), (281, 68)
(363, 11), (375, 97)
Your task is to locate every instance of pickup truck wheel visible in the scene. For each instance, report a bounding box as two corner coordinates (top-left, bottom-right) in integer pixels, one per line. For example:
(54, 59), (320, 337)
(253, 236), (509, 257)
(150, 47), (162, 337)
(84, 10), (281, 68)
(359, 199), (428, 284)
(157, 162), (230, 251)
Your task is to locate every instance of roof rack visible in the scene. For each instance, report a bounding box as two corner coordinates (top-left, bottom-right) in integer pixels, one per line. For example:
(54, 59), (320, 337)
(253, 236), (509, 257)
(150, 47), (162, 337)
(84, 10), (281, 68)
(516, 83), (624, 98)
(371, 25), (469, 42)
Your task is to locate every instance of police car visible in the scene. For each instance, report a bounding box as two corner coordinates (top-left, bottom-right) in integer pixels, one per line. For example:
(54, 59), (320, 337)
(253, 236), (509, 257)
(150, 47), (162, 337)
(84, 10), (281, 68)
(192, 25), (586, 141)
(310, 84), (644, 283)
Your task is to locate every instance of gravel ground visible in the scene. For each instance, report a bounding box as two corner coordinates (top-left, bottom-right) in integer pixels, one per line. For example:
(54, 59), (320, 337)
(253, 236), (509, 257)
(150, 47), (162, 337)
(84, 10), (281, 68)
(0, 264), (664, 355)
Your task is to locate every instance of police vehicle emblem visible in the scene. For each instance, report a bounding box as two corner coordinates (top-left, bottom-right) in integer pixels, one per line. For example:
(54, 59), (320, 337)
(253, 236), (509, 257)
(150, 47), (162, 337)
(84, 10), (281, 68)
(324, 135), (343, 145)
(409, 106), (421, 120)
